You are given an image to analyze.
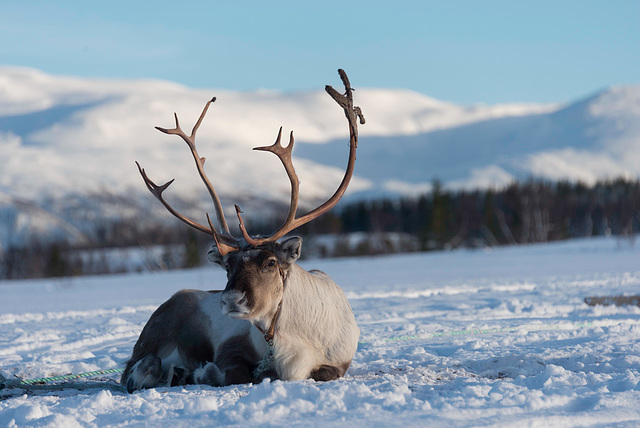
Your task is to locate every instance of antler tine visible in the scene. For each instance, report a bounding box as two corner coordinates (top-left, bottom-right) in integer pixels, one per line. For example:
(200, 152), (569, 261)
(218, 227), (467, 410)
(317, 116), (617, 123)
(206, 213), (240, 256)
(235, 128), (299, 246)
(136, 161), (240, 253)
(135, 161), (212, 235)
(325, 69), (366, 147)
(233, 69), (364, 246)
(155, 97), (231, 234)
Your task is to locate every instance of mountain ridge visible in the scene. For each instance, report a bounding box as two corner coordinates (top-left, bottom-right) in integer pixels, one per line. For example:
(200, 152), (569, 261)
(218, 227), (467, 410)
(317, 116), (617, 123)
(1, 65), (639, 247)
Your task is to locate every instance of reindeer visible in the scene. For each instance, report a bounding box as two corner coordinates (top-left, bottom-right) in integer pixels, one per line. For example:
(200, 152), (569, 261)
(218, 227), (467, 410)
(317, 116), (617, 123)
(122, 70), (365, 392)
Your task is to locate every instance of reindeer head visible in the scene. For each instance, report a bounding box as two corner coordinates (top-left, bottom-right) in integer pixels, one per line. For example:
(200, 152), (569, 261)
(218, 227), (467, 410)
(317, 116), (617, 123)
(136, 70), (364, 328)
(206, 237), (301, 323)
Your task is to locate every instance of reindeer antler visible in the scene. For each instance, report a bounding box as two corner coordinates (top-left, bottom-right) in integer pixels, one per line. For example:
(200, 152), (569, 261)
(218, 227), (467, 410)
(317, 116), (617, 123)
(136, 69), (364, 255)
(136, 98), (240, 254)
(235, 68), (365, 246)
(153, 97), (231, 234)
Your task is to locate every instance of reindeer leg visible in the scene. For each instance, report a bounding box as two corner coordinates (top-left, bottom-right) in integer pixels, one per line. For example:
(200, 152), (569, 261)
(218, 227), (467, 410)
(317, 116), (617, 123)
(191, 362), (226, 386)
(125, 355), (164, 393)
(190, 334), (262, 386)
(310, 364), (347, 382)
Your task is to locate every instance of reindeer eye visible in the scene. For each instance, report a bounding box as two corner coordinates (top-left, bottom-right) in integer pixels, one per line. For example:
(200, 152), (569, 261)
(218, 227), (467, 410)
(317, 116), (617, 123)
(267, 259), (277, 268)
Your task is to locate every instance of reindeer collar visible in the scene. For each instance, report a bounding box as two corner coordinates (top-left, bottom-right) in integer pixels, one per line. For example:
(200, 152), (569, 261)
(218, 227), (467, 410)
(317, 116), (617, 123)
(252, 261), (285, 380)
(255, 259), (286, 345)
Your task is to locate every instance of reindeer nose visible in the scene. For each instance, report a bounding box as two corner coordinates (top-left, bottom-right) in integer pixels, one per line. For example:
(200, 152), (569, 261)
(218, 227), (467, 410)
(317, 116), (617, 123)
(222, 291), (247, 308)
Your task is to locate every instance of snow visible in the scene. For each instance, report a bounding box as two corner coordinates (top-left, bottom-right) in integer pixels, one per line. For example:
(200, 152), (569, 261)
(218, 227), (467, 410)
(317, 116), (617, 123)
(0, 65), (564, 207)
(4, 66), (640, 250)
(3, 66), (640, 208)
(2, 236), (640, 426)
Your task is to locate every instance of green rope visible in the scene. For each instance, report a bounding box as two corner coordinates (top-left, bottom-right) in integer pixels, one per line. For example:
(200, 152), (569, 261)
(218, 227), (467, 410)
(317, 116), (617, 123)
(5, 367), (124, 387)
(5, 319), (639, 389)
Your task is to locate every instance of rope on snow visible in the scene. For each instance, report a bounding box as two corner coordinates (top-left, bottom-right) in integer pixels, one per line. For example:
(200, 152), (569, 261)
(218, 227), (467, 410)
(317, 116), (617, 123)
(3, 317), (639, 392)
(0, 368), (125, 392)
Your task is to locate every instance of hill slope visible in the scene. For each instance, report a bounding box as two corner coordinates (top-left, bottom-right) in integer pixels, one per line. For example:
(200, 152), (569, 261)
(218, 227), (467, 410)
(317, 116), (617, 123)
(1, 66), (639, 246)
(297, 86), (640, 195)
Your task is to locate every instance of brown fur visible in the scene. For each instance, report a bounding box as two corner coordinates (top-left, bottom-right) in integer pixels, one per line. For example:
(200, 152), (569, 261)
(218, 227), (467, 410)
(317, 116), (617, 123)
(215, 335), (261, 385)
(223, 249), (284, 320)
(310, 361), (351, 382)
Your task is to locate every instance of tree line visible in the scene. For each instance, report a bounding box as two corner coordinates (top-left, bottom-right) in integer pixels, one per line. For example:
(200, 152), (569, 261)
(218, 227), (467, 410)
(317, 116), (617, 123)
(1, 178), (638, 279)
(298, 178), (640, 251)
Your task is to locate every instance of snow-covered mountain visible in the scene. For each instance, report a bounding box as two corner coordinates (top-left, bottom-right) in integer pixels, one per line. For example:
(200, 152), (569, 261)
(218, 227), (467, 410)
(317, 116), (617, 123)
(1, 65), (639, 247)
(297, 85), (640, 196)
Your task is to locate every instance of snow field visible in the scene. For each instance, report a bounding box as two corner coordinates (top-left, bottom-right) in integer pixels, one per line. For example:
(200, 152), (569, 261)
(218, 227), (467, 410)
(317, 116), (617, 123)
(1, 237), (640, 426)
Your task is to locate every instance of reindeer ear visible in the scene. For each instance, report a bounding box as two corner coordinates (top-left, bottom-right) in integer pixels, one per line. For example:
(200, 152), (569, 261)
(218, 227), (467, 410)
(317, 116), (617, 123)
(207, 243), (226, 267)
(278, 236), (303, 265)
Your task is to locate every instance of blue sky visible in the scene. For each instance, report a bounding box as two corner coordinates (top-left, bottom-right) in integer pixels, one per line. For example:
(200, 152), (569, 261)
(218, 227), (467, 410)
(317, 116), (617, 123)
(2, 0), (639, 104)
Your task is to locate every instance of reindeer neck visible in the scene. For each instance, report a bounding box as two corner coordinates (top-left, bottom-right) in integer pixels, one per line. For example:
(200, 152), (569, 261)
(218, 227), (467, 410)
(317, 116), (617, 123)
(254, 260), (287, 344)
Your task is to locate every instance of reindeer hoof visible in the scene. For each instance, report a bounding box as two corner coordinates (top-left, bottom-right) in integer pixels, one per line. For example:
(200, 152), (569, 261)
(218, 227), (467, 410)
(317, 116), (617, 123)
(170, 366), (191, 386)
(127, 355), (163, 392)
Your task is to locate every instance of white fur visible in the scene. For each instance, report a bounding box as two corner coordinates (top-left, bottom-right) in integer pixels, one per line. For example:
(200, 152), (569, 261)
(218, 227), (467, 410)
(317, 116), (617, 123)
(198, 292), (269, 359)
(273, 265), (360, 380)
(196, 268), (359, 381)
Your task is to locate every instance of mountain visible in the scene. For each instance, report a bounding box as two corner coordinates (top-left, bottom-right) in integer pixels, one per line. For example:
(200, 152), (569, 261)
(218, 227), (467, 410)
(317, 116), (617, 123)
(1, 65), (639, 248)
(297, 86), (640, 196)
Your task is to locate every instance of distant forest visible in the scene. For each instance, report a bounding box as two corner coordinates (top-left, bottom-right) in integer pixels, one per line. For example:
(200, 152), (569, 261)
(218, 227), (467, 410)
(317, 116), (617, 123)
(2, 178), (639, 279)
(300, 178), (640, 251)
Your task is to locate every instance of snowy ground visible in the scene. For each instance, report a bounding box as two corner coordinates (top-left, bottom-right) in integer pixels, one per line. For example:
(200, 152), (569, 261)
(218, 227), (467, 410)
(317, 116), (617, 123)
(1, 236), (640, 427)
